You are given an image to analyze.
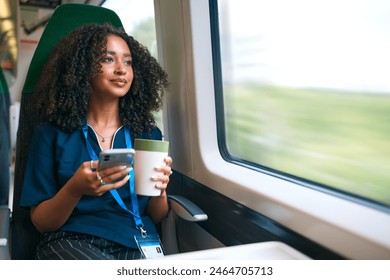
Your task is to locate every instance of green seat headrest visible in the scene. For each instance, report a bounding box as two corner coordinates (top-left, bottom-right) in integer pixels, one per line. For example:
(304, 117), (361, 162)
(0, 68), (8, 95)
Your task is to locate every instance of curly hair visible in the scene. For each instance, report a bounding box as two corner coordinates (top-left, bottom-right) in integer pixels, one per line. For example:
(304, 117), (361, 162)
(35, 23), (169, 135)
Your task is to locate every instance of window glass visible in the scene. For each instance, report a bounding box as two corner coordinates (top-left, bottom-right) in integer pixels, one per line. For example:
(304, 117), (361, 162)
(216, 0), (390, 207)
(102, 0), (163, 130)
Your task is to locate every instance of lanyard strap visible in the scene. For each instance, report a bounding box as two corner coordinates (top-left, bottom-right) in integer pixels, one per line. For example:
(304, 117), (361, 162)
(81, 118), (144, 232)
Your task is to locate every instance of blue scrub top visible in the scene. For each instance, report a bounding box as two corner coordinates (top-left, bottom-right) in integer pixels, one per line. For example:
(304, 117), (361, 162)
(20, 123), (162, 248)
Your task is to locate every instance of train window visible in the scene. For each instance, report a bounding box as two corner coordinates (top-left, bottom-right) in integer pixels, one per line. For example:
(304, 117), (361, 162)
(102, 0), (163, 129)
(213, 0), (390, 208)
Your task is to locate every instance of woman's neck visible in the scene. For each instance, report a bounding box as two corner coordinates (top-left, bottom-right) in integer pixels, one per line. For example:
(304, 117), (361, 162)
(86, 105), (122, 150)
(87, 100), (121, 129)
(87, 113), (121, 129)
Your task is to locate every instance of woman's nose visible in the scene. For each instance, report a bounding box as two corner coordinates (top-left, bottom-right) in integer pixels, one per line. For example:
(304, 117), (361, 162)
(114, 64), (126, 75)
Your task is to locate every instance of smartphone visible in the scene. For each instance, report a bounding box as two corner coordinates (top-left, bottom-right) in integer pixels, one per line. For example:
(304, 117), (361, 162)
(98, 148), (135, 171)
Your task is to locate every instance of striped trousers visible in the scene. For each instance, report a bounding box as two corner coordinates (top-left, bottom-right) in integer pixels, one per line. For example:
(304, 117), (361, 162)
(35, 232), (142, 260)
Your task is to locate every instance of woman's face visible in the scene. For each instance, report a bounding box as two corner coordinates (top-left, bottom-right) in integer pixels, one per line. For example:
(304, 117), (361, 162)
(90, 35), (133, 99)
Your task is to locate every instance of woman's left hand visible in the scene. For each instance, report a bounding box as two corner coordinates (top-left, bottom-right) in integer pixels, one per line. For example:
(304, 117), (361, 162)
(147, 156), (172, 223)
(152, 156), (173, 194)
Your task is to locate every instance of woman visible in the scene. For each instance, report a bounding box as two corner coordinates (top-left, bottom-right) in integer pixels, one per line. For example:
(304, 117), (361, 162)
(19, 23), (171, 260)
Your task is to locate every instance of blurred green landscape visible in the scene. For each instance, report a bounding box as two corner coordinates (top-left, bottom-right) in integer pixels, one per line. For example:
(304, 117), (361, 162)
(224, 84), (390, 206)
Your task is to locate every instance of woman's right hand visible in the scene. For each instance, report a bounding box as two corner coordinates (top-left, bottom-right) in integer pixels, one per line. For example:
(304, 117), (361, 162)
(66, 160), (131, 197)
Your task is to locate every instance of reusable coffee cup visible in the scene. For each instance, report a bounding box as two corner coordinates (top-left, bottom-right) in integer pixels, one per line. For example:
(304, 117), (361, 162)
(134, 138), (169, 196)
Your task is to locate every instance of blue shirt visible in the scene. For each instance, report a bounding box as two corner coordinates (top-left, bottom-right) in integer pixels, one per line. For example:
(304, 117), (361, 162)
(20, 123), (162, 248)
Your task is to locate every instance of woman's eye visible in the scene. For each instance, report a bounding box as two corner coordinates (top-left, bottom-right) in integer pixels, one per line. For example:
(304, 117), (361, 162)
(102, 57), (114, 62)
(124, 60), (132, 66)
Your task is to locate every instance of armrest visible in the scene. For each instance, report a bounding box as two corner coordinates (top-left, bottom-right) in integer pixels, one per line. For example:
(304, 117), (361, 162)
(0, 206), (11, 259)
(167, 195), (208, 222)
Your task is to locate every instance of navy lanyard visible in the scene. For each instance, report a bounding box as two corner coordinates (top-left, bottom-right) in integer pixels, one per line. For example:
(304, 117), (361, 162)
(81, 118), (145, 234)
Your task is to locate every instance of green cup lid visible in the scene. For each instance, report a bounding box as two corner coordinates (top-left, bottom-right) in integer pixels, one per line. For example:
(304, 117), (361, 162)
(134, 138), (169, 152)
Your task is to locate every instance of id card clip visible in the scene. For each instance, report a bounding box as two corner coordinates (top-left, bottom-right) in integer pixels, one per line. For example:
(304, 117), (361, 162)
(138, 226), (147, 238)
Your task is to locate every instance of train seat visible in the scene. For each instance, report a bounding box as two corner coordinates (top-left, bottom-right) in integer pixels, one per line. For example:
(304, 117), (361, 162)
(4, 3), (206, 260)
(0, 68), (11, 259)
(0, 68), (10, 206)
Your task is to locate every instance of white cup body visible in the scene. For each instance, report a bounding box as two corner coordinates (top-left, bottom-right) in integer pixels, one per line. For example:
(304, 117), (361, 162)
(134, 139), (169, 196)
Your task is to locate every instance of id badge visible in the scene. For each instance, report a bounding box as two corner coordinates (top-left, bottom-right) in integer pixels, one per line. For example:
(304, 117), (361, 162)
(134, 233), (164, 259)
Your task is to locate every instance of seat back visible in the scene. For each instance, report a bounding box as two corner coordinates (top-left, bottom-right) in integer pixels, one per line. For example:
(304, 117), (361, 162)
(11, 3), (123, 259)
(0, 68), (10, 206)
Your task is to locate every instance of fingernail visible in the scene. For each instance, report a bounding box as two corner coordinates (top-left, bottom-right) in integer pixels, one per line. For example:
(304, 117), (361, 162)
(155, 165), (162, 171)
(119, 165), (127, 170)
(151, 175), (158, 180)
